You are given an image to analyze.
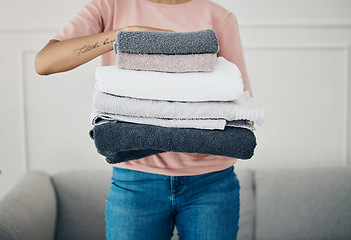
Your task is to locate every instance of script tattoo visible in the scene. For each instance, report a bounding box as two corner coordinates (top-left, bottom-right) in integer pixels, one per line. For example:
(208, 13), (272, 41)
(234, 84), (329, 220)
(74, 42), (100, 56)
(103, 38), (115, 45)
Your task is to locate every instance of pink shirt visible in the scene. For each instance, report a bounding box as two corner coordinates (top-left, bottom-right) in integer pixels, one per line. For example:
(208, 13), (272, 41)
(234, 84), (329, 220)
(52, 0), (252, 176)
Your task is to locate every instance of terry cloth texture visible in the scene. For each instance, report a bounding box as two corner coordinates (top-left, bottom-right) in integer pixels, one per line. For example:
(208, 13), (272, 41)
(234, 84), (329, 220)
(89, 121), (257, 163)
(115, 52), (217, 73)
(95, 57), (244, 102)
(226, 120), (256, 131)
(92, 91), (265, 126)
(91, 111), (227, 130)
(91, 112), (256, 131)
(92, 116), (256, 131)
(114, 29), (219, 55)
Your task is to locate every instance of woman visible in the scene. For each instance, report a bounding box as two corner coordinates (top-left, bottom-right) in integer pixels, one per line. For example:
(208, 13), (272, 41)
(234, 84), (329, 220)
(35, 0), (252, 239)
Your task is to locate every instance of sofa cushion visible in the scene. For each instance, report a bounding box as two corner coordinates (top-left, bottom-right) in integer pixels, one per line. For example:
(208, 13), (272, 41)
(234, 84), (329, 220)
(52, 170), (112, 240)
(255, 167), (351, 240)
(0, 171), (56, 240)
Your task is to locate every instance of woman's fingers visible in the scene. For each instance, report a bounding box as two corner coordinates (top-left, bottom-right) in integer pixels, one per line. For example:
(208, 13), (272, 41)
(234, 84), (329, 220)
(123, 25), (174, 32)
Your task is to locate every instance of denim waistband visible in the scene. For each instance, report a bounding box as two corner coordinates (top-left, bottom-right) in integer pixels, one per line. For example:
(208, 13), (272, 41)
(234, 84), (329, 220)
(111, 165), (234, 182)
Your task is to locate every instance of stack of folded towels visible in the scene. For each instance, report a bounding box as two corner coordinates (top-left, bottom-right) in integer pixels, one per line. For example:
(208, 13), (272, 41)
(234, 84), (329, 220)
(89, 29), (265, 164)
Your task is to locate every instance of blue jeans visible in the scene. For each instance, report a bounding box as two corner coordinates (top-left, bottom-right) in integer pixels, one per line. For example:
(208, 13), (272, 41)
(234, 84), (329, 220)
(105, 166), (240, 240)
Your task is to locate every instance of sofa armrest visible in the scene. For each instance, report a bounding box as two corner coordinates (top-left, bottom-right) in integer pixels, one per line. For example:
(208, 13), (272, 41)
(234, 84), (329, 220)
(0, 171), (57, 240)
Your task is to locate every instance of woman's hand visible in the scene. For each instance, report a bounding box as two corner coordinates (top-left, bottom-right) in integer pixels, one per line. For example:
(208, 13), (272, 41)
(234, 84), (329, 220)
(35, 26), (174, 75)
(183, 153), (210, 158)
(122, 25), (175, 32)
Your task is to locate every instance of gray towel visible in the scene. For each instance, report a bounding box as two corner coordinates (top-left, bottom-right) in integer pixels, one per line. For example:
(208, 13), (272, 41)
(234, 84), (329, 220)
(114, 29), (219, 55)
(91, 111), (227, 130)
(92, 91), (265, 126)
(89, 121), (256, 163)
(91, 113), (256, 131)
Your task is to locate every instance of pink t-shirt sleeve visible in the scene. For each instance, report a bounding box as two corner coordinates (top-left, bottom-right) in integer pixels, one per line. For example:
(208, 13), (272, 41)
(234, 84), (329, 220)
(216, 13), (252, 96)
(51, 0), (108, 41)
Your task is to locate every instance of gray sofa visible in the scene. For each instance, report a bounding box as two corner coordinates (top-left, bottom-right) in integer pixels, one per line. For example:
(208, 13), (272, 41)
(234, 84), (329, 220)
(1, 167), (351, 240)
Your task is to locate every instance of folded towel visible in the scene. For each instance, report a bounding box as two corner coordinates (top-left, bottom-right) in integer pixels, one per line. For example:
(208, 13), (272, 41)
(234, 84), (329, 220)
(89, 121), (257, 163)
(114, 29), (219, 55)
(116, 52), (217, 73)
(91, 111), (227, 130)
(95, 57), (244, 102)
(227, 120), (256, 131)
(92, 116), (256, 131)
(92, 90), (265, 125)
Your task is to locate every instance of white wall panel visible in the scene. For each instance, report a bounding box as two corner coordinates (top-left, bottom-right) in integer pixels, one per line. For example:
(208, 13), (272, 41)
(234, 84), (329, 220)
(215, 0), (351, 24)
(23, 51), (108, 172)
(236, 46), (348, 169)
(0, 0), (87, 31)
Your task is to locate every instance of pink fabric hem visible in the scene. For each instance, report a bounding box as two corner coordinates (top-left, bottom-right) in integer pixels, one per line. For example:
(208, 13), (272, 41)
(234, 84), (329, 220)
(111, 160), (237, 176)
(108, 152), (238, 176)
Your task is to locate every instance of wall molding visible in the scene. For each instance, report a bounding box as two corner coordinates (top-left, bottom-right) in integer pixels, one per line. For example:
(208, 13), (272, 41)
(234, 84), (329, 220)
(18, 49), (41, 174)
(347, 45), (351, 166)
(18, 49), (29, 175)
(0, 28), (59, 33)
(244, 44), (349, 50)
(240, 21), (351, 28)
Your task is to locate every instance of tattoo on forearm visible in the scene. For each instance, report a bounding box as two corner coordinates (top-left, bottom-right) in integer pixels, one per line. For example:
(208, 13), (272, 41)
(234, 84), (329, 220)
(74, 42), (100, 56)
(103, 38), (115, 45)
(73, 38), (115, 56)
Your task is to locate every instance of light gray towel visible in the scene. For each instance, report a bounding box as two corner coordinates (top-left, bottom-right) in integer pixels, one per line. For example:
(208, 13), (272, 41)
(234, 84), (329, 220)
(114, 29), (219, 55)
(92, 115), (256, 131)
(116, 52), (217, 73)
(91, 110), (227, 130)
(227, 120), (256, 131)
(92, 91), (265, 125)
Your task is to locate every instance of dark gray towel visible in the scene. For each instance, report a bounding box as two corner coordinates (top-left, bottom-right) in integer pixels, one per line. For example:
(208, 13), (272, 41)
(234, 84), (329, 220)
(114, 29), (219, 55)
(89, 121), (256, 164)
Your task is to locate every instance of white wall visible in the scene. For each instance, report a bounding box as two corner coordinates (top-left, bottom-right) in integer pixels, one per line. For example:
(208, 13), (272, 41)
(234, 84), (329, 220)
(1, 0), (351, 199)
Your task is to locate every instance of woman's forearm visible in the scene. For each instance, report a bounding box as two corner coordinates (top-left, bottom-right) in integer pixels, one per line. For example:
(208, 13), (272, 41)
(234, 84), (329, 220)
(35, 29), (120, 75)
(35, 26), (175, 75)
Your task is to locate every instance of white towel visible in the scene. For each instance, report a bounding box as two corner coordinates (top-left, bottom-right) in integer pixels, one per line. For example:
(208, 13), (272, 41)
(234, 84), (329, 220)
(95, 57), (244, 102)
(92, 91), (265, 125)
